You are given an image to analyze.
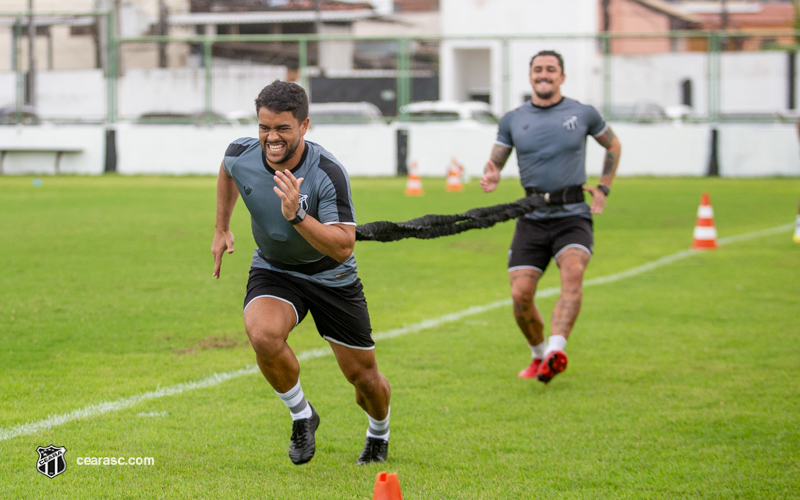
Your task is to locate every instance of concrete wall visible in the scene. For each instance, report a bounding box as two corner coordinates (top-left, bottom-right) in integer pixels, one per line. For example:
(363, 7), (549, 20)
(2, 50), (798, 121)
(610, 51), (794, 116)
(306, 125), (397, 176)
(112, 122), (398, 176)
(0, 124), (105, 175)
(120, 66), (287, 119)
(1, 122), (798, 178)
(718, 124), (800, 177)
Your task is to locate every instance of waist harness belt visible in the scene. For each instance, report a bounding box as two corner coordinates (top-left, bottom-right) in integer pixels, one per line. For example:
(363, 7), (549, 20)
(524, 184), (585, 205)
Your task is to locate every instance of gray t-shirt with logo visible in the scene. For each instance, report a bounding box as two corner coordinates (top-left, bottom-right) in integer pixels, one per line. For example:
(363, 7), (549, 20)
(223, 137), (359, 287)
(496, 97), (607, 220)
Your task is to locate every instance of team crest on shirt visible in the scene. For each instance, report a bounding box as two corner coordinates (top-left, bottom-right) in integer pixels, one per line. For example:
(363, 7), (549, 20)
(562, 115), (578, 131)
(298, 193), (309, 212)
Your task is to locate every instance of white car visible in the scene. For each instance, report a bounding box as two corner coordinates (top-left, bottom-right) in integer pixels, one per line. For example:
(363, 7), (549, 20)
(308, 102), (386, 125)
(398, 101), (499, 124)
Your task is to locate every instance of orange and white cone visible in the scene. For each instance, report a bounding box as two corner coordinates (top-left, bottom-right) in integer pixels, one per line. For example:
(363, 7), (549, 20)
(404, 160), (423, 196)
(372, 472), (402, 500)
(692, 192), (718, 250)
(445, 157), (464, 192)
(793, 198), (800, 243)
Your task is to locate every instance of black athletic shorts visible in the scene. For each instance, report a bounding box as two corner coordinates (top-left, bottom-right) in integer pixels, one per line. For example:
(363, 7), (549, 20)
(507, 215), (593, 274)
(243, 267), (374, 350)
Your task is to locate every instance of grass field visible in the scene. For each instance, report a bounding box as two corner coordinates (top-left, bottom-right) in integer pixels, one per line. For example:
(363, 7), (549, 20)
(1, 174), (799, 499)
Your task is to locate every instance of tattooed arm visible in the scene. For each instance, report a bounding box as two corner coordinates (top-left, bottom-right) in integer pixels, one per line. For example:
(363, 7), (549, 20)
(480, 144), (513, 193)
(583, 127), (621, 214)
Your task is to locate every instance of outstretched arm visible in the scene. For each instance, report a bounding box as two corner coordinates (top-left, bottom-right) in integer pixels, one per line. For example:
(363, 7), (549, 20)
(212, 161), (239, 278)
(583, 127), (621, 214)
(480, 144), (512, 193)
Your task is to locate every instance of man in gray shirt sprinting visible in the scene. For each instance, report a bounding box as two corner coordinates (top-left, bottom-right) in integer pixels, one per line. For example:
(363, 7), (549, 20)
(481, 50), (622, 384)
(212, 80), (391, 465)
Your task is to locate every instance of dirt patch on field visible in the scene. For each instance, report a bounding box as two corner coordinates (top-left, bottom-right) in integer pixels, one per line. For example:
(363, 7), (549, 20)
(176, 335), (245, 355)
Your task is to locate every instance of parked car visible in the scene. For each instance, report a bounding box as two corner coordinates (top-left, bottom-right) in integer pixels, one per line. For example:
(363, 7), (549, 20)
(135, 111), (234, 125)
(605, 101), (669, 123)
(0, 105), (41, 125)
(398, 101), (499, 124)
(308, 102), (386, 125)
(224, 110), (258, 124)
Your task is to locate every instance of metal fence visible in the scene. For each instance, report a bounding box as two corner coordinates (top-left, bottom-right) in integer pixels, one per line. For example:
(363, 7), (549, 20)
(2, 9), (800, 125)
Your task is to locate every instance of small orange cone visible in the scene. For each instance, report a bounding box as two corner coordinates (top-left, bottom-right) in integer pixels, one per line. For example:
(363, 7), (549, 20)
(405, 160), (424, 196)
(372, 472), (402, 500)
(445, 157), (464, 192)
(793, 198), (800, 243)
(692, 192), (718, 250)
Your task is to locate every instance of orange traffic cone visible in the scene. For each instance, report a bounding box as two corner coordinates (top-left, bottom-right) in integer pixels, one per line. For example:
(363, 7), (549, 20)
(405, 160), (424, 196)
(372, 472), (402, 500)
(692, 192), (718, 250)
(445, 157), (464, 192)
(793, 198), (800, 243)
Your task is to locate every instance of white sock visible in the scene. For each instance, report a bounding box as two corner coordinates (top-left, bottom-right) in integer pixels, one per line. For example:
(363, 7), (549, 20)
(366, 407), (390, 441)
(275, 380), (312, 421)
(545, 335), (567, 357)
(530, 340), (547, 360)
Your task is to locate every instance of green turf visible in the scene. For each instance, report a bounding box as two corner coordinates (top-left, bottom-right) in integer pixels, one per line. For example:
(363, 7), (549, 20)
(1, 175), (799, 499)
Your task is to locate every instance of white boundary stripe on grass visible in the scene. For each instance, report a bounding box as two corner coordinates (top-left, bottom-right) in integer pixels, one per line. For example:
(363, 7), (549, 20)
(0, 223), (792, 442)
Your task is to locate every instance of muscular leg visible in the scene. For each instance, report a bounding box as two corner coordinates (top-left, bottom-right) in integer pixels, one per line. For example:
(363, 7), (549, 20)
(243, 297), (300, 393)
(332, 342), (391, 464)
(329, 343), (390, 420)
(551, 248), (591, 340)
(509, 268), (546, 346)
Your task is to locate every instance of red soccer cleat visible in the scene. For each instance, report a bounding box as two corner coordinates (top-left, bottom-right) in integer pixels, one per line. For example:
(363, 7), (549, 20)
(537, 350), (568, 384)
(517, 358), (542, 379)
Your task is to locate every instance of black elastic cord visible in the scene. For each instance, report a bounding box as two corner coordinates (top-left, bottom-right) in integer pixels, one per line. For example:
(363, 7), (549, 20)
(356, 194), (551, 242)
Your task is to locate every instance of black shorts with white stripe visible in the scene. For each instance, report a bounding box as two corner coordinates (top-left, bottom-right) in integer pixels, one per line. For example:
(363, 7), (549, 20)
(244, 267), (374, 349)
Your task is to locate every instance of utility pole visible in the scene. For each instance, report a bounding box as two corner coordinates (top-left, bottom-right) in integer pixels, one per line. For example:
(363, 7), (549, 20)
(720, 0), (729, 31)
(314, 0), (323, 35)
(114, 0), (121, 76)
(314, 0), (322, 72)
(720, 0), (729, 50)
(158, 0), (168, 68)
(26, 0), (35, 106)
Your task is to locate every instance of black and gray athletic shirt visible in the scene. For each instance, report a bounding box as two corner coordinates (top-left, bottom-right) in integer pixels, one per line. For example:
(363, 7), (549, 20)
(496, 97), (608, 220)
(223, 137), (359, 287)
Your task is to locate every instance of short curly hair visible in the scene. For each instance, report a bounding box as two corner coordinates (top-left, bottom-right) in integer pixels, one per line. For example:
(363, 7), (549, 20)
(529, 50), (564, 74)
(254, 80), (309, 122)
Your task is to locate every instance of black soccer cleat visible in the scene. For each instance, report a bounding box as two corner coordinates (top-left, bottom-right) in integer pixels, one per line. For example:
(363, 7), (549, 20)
(355, 436), (389, 465)
(288, 404), (320, 465)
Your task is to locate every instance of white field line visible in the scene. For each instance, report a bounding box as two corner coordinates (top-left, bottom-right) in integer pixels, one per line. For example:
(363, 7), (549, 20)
(0, 223), (792, 442)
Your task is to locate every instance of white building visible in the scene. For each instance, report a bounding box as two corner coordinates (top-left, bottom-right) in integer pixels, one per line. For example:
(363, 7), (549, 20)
(439, 0), (602, 117)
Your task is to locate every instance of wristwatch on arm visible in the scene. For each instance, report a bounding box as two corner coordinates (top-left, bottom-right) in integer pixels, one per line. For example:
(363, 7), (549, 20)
(597, 185), (610, 197)
(289, 206), (306, 225)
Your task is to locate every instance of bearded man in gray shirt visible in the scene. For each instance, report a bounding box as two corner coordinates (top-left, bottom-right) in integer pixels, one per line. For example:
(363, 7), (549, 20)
(212, 81), (391, 465)
(481, 50), (622, 384)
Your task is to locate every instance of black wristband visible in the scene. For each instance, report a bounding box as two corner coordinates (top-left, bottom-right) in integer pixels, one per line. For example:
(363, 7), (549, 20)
(289, 207), (307, 225)
(597, 185), (610, 197)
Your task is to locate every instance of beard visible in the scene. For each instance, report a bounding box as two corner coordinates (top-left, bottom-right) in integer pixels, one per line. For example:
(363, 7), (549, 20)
(533, 79), (554, 100)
